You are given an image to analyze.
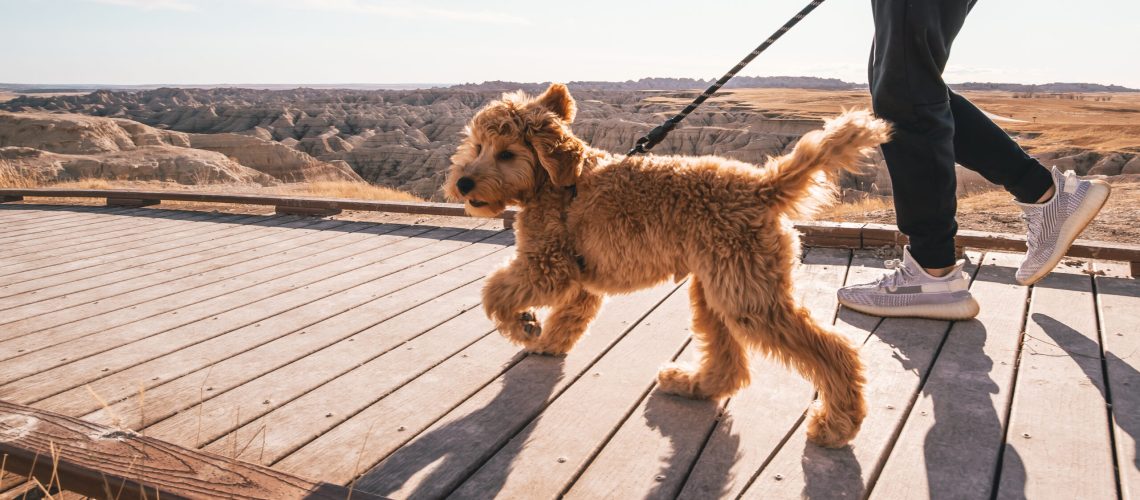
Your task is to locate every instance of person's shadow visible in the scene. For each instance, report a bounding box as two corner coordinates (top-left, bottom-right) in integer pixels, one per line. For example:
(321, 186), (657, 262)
(890, 260), (1027, 500)
(351, 354), (564, 499)
(1034, 309), (1139, 479)
(797, 257), (1028, 499)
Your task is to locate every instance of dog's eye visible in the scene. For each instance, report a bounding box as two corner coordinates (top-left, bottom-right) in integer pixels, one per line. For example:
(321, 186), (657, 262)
(496, 150), (515, 161)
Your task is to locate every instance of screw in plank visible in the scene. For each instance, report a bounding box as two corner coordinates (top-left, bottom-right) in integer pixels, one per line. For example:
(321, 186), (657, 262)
(557, 457), (567, 463)
(775, 474), (784, 481)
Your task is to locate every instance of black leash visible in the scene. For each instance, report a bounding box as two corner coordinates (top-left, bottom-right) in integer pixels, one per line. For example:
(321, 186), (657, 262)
(627, 0), (826, 156)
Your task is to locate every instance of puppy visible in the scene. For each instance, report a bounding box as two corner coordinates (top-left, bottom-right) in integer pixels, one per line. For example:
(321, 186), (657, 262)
(444, 84), (889, 448)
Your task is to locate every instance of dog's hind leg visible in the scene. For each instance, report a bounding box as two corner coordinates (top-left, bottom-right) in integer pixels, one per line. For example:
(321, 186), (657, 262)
(525, 288), (603, 356)
(657, 277), (752, 400)
(729, 300), (867, 448)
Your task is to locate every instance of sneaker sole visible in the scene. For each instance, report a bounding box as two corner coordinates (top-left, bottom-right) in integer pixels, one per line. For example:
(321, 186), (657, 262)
(838, 296), (980, 321)
(1017, 180), (1111, 286)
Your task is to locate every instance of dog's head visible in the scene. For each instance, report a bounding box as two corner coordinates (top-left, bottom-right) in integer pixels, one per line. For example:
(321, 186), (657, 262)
(444, 83), (585, 217)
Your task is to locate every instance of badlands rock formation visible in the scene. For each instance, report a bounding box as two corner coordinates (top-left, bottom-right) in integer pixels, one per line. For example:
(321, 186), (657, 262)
(3, 86), (1133, 199)
(0, 111), (361, 186)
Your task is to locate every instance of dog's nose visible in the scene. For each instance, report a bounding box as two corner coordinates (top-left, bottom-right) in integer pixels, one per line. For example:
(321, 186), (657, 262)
(456, 177), (476, 195)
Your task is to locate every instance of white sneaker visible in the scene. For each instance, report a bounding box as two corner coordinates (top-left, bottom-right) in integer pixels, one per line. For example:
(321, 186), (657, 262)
(837, 246), (979, 320)
(1016, 167), (1111, 286)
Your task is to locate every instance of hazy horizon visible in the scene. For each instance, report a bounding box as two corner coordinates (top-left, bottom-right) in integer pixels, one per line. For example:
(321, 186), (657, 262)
(4, 0), (1138, 88)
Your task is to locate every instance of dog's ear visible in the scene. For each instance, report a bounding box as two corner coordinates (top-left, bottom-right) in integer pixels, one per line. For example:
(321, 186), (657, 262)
(528, 118), (584, 188)
(533, 83), (576, 123)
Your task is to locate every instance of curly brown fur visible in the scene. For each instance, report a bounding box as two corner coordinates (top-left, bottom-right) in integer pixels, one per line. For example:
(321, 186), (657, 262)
(445, 83), (890, 448)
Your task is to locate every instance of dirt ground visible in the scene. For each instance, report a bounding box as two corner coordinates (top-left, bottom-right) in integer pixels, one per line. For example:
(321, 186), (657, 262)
(818, 180), (1140, 244)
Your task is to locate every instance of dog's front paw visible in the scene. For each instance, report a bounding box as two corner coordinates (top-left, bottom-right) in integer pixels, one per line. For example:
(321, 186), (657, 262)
(519, 310), (542, 338)
(806, 403), (859, 449)
(655, 363), (708, 399)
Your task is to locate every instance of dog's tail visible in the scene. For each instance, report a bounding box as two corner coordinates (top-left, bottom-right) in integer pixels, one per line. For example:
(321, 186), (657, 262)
(759, 110), (891, 219)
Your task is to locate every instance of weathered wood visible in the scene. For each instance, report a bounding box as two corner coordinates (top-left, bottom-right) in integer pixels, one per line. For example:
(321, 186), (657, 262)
(0, 219), (350, 343)
(0, 195), (23, 202)
(199, 287), (497, 464)
(0, 224), (462, 389)
(106, 197), (160, 207)
(672, 248), (850, 499)
(995, 262), (1116, 499)
(0, 211), (251, 277)
(861, 222), (907, 249)
(436, 283), (694, 499)
(566, 340), (720, 500)
(0, 187), (515, 225)
(740, 251), (982, 499)
(0, 217), (328, 331)
(0, 225), (501, 403)
(0, 400), (381, 500)
(274, 205), (342, 217)
(1092, 261), (1140, 500)
(135, 235), (514, 448)
(277, 282), (680, 486)
(0, 212), (260, 290)
(871, 251), (1028, 499)
(795, 221), (863, 248)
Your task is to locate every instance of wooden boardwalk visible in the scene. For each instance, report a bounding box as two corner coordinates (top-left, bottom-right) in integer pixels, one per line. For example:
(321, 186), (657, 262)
(0, 205), (1136, 499)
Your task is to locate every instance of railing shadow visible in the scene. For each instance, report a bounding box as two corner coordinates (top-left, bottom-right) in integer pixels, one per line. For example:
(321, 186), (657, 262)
(1, 204), (508, 242)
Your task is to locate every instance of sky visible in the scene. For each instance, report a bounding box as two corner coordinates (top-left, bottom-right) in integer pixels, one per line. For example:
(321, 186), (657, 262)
(3, 0), (1139, 87)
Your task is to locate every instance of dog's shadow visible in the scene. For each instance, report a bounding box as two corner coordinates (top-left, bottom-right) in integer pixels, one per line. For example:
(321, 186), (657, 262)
(643, 390), (731, 499)
(352, 354), (564, 498)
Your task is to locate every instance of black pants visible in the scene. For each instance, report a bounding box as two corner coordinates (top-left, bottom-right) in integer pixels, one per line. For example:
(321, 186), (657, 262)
(870, 0), (1053, 268)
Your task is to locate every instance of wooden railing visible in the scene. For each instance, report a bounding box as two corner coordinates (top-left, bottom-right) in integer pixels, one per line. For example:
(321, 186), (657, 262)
(0, 400), (384, 499)
(3, 188), (1138, 275)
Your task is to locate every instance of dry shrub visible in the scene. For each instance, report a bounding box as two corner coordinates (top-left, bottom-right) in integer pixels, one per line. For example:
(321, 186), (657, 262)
(814, 196), (894, 220)
(279, 181), (423, 202)
(0, 161), (46, 188)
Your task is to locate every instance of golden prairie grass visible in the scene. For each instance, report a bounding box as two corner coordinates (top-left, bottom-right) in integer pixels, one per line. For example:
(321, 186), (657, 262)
(814, 196), (893, 220)
(274, 180), (423, 202)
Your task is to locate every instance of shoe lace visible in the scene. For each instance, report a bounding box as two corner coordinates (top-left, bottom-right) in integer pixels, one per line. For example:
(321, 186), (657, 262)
(875, 259), (914, 290)
(1020, 210), (1044, 252)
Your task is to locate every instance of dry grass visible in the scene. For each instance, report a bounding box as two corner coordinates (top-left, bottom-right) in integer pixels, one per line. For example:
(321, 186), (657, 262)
(814, 196), (893, 221)
(274, 180), (423, 202)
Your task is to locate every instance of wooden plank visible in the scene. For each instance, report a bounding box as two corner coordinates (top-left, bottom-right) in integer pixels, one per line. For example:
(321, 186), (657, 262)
(0, 217), (332, 331)
(0, 195), (22, 202)
(679, 249), (882, 499)
(795, 221), (863, 249)
(0, 212), (266, 288)
(0, 210), (266, 276)
(275, 205), (341, 216)
(565, 340), (717, 500)
(0, 187), (517, 226)
(405, 283), (694, 499)
(106, 197), (159, 207)
(870, 252), (1028, 499)
(0, 225), (501, 402)
(274, 282), (681, 485)
(573, 248), (850, 500)
(739, 251), (982, 499)
(0, 220), (393, 348)
(82, 279), (490, 432)
(0, 208), (132, 235)
(197, 287), (498, 463)
(1093, 261), (1139, 499)
(0, 400), (382, 500)
(0, 209), (170, 251)
(0, 208), (152, 246)
(0, 211), (203, 267)
(995, 261), (1116, 499)
(85, 234), (512, 442)
(0, 224), (465, 389)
